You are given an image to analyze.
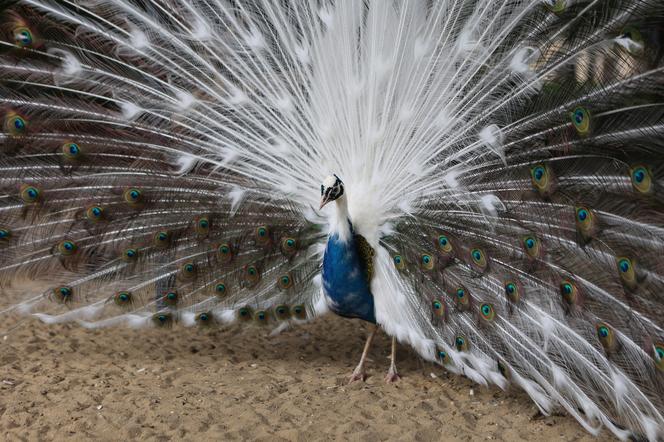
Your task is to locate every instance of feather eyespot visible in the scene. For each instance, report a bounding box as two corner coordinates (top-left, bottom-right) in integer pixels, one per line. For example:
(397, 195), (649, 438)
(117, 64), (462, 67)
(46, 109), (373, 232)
(123, 188), (144, 206)
(0, 228), (11, 242)
(195, 216), (210, 236)
(238, 307), (253, 321)
(62, 142), (83, 160)
(217, 243), (233, 263)
(455, 287), (470, 310)
(393, 254), (405, 270)
(5, 112), (27, 136)
(163, 291), (179, 306)
(596, 323), (616, 352)
(121, 247), (138, 262)
(53, 286), (73, 303)
(274, 305), (291, 320)
(543, 0), (566, 12)
(437, 234), (453, 254)
(522, 236), (541, 259)
(575, 206), (596, 242)
(196, 311), (213, 326)
(570, 107), (591, 136)
(455, 336), (468, 352)
(85, 205), (105, 222)
(479, 303), (495, 322)
(560, 280), (578, 305)
(254, 310), (269, 324)
(214, 281), (227, 297)
(179, 262), (196, 279)
(653, 343), (664, 371)
(616, 257), (638, 290)
(629, 165), (653, 194)
(280, 237), (298, 257)
(438, 350), (451, 365)
(530, 164), (554, 197)
(20, 184), (41, 204)
(292, 304), (307, 320)
(470, 248), (488, 272)
(420, 254), (434, 271)
(152, 312), (173, 327)
(114, 291), (133, 307)
(153, 231), (171, 248)
(255, 225), (270, 245)
(243, 264), (261, 287)
(13, 26), (34, 47)
(432, 299), (445, 317)
(57, 240), (78, 256)
(504, 280), (521, 303)
(278, 273), (293, 289)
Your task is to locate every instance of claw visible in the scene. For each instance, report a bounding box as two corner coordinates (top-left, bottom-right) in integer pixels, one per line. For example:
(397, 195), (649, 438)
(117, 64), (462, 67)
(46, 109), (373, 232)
(348, 369), (367, 383)
(384, 370), (400, 383)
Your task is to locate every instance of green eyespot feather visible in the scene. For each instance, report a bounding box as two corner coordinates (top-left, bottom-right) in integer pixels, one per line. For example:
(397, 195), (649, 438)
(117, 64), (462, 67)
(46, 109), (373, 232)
(455, 336), (468, 352)
(54, 286), (73, 303)
(254, 310), (269, 324)
(62, 142), (83, 160)
(5, 112), (27, 136)
(217, 243), (233, 263)
(238, 306), (253, 321)
(255, 225), (270, 245)
(57, 240), (78, 256)
(195, 216), (210, 235)
(629, 165), (653, 194)
(278, 273), (293, 289)
(393, 254), (405, 270)
(432, 299), (445, 317)
(164, 291), (179, 306)
(437, 234), (453, 254)
(20, 184), (41, 204)
(654, 343), (664, 371)
(274, 305), (291, 320)
(570, 107), (591, 136)
(522, 236), (541, 259)
(85, 205), (105, 222)
(479, 303), (496, 322)
(0, 228), (11, 242)
(114, 291), (133, 307)
(123, 187), (143, 206)
(596, 323), (616, 352)
(180, 262), (196, 279)
(152, 312), (173, 327)
(438, 349), (451, 365)
(470, 247), (487, 272)
(560, 280), (578, 305)
(243, 264), (261, 287)
(455, 286), (470, 310)
(214, 281), (228, 297)
(530, 163), (554, 197)
(292, 304), (307, 320)
(153, 231), (171, 248)
(280, 237), (298, 256)
(504, 280), (521, 303)
(420, 253), (434, 271)
(121, 247), (138, 262)
(196, 311), (213, 326)
(616, 257), (638, 291)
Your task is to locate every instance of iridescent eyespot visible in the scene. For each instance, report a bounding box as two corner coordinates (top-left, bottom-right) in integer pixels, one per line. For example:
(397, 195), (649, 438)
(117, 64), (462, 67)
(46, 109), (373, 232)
(121, 247), (138, 262)
(432, 299), (445, 317)
(522, 236), (541, 259)
(278, 273), (293, 289)
(653, 343), (664, 371)
(238, 306), (253, 321)
(114, 291), (133, 306)
(574, 206), (596, 242)
(196, 311), (213, 326)
(438, 350), (451, 365)
(280, 237), (298, 257)
(504, 280), (520, 303)
(420, 254), (434, 271)
(85, 205), (105, 222)
(255, 226), (270, 245)
(470, 248), (487, 271)
(152, 312), (173, 327)
(5, 112), (27, 136)
(123, 188), (143, 206)
(595, 323), (615, 351)
(570, 107), (591, 136)
(0, 228), (11, 242)
(255, 310), (268, 324)
(530, 163), (553, 197)
(292, 304), (307, 320)
(616, 257), (637, 290)
(543, 0), (566, 13)
(455, 336), (468, 352)
(214, 282), (227, 297)
(437, 234), (453, 254)
(57, 240), (78, 256)
(479, 303), (495, 322)
(243, 264), (261, 287)
(274, 305), (291, 320)
(54, 286), (73, 303)
(180, 262), (196, 279)
(629, 165), (653, 194)
(195, 216), (210, 235)
(62, 142), (83, 160)
(164, 291), (179, 306)
(13, 26), (34, 47)
(393, 254), (405, 270)
(618, 26), (644, 56)
(20, 184), (40, 204)
(217, 243), (233, 263)
(153, 231), (171, 248)
(455, 287), (470, 310)
(560, 280), (578, 305)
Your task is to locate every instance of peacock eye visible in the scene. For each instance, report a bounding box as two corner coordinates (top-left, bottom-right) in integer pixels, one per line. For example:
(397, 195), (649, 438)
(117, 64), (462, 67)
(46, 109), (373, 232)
(570, 107), (591, 135)
(560, 280), (578, 305)
(533, 166), (545, 181)
(0, 228), (10, 241)
(85, 205), (105, 222)
(5, 112), (27, 136)
(20, 184), (40, 204)
(152, 312), (173, 327)
(506, 283), (515, 294)
(470, 248), (487, 271)
(629, 165), (652, 194)
(480, 303), (495, 322)
(618, 258), (630, 273)
(122, 248), (138, 261)
(62, 142), (83, 159)
(238, 307), (253, 321)
(437, 234), (453, 253)
(577, 208), (588, 222)
(654, 343), (664, 371)
(280, 237), (298, 257)
(455, 336), (468, 351)
(456, 288), (465, 299)
(274, 305), (291, 320)
(215, 282), (226, 295)
(616, 257), (637, 290)
(114, 291), (133, 306)
(54, 286), (73, 303)
(58, 240), (78, 256)
(420, 254), (434, 271)
(255, 226), (270, 244)
(195, 216), (210, 235)
(196, 312), (212, 325)
(278, 273), (293, 289)
(255, 310), (268, 323)
(153, 231), (171, 248)
(13, 26), (34, 47)
(123, 188), (143, 205)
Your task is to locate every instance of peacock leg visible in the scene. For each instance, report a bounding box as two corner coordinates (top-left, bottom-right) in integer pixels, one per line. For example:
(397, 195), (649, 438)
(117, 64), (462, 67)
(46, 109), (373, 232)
(384, 336), (400, 383)
(348, 324), (378, 383)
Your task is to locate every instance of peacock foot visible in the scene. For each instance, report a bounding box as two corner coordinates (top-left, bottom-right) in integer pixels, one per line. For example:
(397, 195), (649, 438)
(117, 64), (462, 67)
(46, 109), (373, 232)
(384, 368), (400, 383)
(348, 367), (368, 383)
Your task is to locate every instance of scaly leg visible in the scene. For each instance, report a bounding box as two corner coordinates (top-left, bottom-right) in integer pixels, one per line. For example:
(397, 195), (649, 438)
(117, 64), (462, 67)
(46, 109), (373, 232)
(384, 336), (400, 383)
(348, 324), (378, 383)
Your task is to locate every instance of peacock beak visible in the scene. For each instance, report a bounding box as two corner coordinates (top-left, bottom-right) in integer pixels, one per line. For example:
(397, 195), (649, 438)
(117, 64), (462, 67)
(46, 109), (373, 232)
(319, 195), (331, 210)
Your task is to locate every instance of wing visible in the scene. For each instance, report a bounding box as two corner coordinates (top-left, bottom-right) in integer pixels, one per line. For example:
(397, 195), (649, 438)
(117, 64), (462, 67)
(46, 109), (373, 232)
(373, 1), (664, 439)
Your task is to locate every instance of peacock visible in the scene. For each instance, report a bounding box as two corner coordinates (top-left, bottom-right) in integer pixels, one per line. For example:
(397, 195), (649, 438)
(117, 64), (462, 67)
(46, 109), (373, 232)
(1, 0), (663, 439)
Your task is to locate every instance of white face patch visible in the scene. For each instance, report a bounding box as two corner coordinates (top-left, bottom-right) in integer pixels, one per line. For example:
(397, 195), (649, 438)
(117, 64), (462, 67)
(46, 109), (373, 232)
(323, 175), (337, 188)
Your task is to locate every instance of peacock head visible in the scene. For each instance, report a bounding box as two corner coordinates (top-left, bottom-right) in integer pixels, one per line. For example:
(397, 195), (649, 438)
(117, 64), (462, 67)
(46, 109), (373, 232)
(320, 175), (344, 209)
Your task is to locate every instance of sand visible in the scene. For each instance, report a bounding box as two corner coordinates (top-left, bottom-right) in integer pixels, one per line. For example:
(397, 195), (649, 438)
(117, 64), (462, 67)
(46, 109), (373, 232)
(0, 312), (617, 442)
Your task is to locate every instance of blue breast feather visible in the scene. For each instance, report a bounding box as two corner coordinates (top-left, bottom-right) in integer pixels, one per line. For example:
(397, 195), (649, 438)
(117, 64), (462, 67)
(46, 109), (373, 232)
(321, 223), (376, 323)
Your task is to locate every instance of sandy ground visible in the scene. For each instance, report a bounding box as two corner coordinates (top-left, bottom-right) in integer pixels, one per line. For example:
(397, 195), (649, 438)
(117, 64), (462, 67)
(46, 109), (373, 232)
(0, 312), (616, 442)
